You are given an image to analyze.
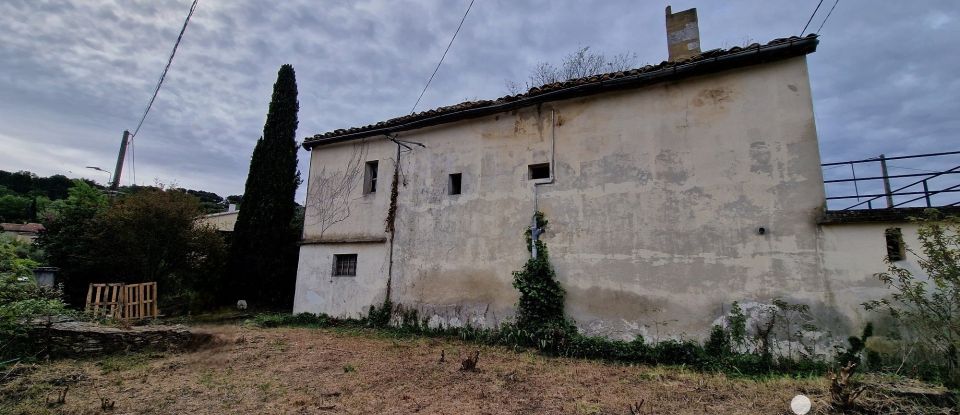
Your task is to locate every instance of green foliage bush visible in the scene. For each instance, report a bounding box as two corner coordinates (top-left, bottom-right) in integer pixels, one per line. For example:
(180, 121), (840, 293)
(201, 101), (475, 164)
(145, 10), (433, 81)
(366, 298), (393, 328)
(38, 181), (228, 313)
(0, 235), (70, 361)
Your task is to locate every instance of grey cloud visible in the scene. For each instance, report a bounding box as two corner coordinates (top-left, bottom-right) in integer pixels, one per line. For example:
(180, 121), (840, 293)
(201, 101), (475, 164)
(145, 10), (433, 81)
(0, 0), (957, 203)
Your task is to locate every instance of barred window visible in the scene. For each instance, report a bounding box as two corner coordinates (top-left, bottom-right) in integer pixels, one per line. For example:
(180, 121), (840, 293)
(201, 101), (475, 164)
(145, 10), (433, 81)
(333, 254), (358, 276)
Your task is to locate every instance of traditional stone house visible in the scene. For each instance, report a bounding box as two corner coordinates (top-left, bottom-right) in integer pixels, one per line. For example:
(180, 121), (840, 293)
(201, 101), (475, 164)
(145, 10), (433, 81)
(293, 12), (953, 341)
(196, 204), (239, 232)
(0, 222), (45, 242)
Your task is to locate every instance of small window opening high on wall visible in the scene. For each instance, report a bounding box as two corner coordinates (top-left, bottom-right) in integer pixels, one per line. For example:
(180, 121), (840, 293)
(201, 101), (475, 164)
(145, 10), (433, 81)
(528, 163), (550, 180)
(364, 161), (378, 193)
(885, 228), (905, 261)
(449, 173), (462, 195)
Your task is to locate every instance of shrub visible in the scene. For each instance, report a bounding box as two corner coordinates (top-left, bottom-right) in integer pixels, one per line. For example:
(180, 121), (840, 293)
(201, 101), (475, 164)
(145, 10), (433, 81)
(0, 236), (70, 361)
(366, 298), (393, 328)
(39, 183), (228, 313)
(863, 210), (960, 385)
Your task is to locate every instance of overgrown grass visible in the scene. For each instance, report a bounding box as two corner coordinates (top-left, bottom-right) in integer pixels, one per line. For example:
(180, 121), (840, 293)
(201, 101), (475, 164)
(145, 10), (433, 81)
(249, 311), (829, 379)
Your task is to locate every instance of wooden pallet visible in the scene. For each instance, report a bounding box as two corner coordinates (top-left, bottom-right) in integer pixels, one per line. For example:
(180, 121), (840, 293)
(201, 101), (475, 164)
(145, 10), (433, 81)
(85, 282), (159, 320)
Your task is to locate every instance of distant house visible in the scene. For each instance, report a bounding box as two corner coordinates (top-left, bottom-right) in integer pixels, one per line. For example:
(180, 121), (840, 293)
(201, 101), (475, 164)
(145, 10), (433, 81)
(197, 204), (239, 232)
(0, 222), (45, 242)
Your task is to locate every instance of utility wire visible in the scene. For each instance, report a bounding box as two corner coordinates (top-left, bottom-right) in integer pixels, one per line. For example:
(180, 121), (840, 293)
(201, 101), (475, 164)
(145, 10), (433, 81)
(131, 0), (199, 139)
(816, 0), (840, 34)
(888, 164), (939, 173)
(410, 0), (476, 114)
(800, 0), (824, 36)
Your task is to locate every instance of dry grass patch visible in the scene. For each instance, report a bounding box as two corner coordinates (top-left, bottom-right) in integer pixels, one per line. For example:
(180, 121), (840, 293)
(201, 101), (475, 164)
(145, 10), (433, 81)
(0, 324), (951, 414)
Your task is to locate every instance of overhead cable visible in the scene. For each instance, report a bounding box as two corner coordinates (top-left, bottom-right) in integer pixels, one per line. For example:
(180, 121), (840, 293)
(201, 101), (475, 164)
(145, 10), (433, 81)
(410, 0), (476, 114)
(800, 0), (824, 36)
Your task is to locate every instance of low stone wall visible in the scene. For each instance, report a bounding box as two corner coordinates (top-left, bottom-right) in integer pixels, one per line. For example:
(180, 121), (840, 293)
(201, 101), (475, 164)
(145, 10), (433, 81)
(31, 321), (214, 358)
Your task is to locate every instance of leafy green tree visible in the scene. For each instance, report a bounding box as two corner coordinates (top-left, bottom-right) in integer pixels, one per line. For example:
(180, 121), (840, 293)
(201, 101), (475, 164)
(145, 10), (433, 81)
(89, 188), (227, 312)
(228, 64), (301, 308)
(0, 194), (31, 222)
(0, 171), (37, 195)
(38, 182), (228, 312)
(0, 234), (68, 359)
(36, 180), (108, 305)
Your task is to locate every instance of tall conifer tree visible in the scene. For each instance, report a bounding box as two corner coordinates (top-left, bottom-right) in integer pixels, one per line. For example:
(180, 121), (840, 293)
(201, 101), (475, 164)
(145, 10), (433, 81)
(229, 64), (300, 307)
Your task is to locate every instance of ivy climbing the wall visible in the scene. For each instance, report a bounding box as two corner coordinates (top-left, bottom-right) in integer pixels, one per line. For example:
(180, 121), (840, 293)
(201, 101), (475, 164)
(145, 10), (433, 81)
(512, 211), (577, 351)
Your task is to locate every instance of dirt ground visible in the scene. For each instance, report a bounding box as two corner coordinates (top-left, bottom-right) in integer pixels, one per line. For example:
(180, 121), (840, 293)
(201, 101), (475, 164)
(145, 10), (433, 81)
(0, 324), (951, 414)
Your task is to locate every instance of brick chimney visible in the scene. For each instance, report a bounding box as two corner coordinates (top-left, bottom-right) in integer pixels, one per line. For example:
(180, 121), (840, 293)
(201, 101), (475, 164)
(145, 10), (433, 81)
(665, 5), (701, 61)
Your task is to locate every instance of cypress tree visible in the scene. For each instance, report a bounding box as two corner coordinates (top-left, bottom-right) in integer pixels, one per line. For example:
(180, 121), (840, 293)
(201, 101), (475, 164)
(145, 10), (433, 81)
(229, 64), (301, 308)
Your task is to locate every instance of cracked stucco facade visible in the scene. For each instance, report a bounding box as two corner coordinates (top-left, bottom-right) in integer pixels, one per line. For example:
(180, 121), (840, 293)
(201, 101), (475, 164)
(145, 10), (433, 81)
(294, 56), (910, 341)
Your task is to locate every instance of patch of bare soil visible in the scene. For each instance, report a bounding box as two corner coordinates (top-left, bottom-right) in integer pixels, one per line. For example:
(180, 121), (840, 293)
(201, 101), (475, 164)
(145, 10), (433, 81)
(1, 324), (952, 414)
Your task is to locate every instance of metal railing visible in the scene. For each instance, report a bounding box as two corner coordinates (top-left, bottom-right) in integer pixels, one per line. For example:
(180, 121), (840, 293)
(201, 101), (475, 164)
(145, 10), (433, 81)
(821, 150), (960, 210)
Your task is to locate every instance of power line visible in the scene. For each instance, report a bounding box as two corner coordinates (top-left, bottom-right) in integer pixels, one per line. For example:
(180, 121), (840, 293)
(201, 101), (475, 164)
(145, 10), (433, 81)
(800, 0), (824, 36)
(888, 164), (939, 173)
(410, 0), (476, 114)
(131, 0), (199, 139)
(816, 0), (840, 34)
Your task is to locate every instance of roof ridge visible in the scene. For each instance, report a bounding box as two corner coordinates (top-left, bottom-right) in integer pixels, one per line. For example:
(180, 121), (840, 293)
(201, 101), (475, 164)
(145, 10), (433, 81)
(305, 34), (818, 148)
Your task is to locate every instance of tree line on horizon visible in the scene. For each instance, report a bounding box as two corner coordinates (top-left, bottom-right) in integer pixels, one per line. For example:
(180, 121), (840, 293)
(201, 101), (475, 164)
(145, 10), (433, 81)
(0, 169), (243, 224)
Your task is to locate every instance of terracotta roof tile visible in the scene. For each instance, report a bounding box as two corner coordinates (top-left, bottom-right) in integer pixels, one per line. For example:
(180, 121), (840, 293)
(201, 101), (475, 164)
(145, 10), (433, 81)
(1, 223), (45, 233)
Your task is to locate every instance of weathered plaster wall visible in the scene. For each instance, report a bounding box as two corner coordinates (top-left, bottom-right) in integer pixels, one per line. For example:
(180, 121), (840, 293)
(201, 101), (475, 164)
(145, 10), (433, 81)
(293, 142), (396, 318)
(295, 56), (885, 340)
(817, 222), (927, 331)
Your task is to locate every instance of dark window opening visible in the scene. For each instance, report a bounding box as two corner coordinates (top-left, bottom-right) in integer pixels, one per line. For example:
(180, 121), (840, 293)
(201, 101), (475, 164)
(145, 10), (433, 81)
(528, 163), (550, 180)
(333, 254), (358, 276)
(885, 228), (905, 261)
(364, 161), (379, 193)
(449, 173), (462, 195)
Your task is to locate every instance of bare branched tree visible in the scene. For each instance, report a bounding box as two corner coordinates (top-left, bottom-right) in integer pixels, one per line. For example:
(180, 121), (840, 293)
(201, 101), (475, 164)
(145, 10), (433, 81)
(506, 47), (638, 94)
(305, 141), (368, 239)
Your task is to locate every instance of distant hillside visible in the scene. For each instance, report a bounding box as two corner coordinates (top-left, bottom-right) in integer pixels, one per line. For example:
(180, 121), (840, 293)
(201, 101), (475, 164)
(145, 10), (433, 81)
(0, 170), (240, 223)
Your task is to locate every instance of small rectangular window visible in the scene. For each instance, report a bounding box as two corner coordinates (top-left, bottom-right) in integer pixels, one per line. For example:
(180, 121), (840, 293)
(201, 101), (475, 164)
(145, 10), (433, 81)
(364, 161), (379, 194)
(333, 254), (358, 276)
(528, 163), (550, 180)
(448, 173), (462, 195)
(885, 228), (904, 261)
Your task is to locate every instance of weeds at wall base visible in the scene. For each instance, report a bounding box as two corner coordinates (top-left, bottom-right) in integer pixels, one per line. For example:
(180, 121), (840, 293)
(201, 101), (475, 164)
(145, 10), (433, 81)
(249, 311), (829, 379)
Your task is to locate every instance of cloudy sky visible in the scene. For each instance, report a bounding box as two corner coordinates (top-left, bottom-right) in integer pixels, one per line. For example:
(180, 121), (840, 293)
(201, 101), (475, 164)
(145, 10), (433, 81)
(1, 0), (957, 204)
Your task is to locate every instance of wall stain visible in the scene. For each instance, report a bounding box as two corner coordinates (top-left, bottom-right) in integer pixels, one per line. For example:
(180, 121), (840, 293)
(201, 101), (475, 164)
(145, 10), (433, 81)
(692, 86), (733, 107)
(654, 149), (689, 184)
(749, 141), (773, 175)
(412, 269), (517, 309)
(567, 286), (668, 320)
